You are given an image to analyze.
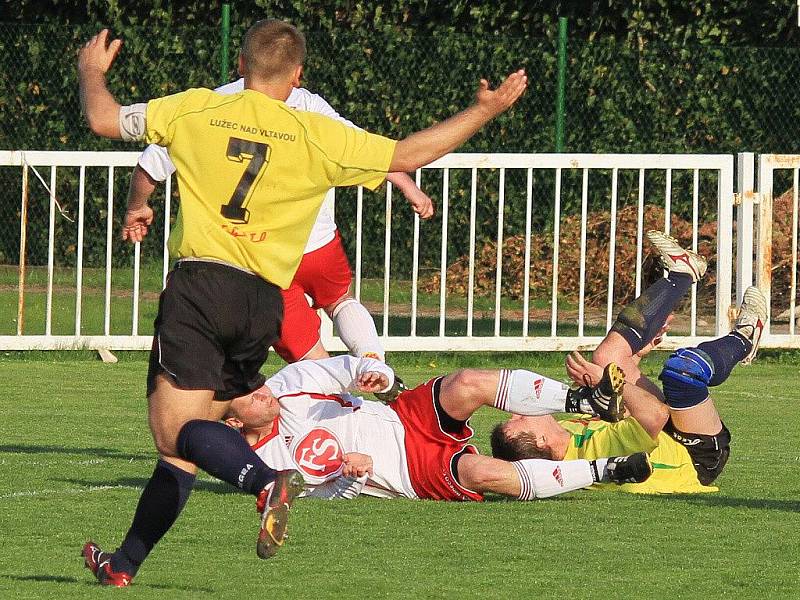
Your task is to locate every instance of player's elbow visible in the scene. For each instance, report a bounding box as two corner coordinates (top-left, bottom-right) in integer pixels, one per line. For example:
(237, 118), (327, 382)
(84, 116), (115, 138)
(445, 369), (491, 401)
(84, 109), (122, 139)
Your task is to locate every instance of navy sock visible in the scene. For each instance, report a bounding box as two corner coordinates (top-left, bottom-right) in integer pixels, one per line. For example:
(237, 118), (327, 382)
(112, 459), (195, 576)
(696, 332), (752, 386)
(176, 419), (277, 495)
(611, 272), (693, 354)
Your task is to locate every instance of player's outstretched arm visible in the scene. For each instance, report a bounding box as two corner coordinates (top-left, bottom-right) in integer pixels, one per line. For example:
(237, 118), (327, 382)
(78, 29), (124, 139)
(389, 70), (527, 173)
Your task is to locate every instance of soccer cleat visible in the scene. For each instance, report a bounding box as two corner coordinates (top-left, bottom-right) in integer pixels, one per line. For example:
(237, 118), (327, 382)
(566, 362), (626, 422)
(374, 375), (407, 403)
(82, 541), (133, 587)
(646, 230), (707, 283)
(605, 452), (653, 484)
(256, 469), (305, 559)
(734, 286), (768, 365)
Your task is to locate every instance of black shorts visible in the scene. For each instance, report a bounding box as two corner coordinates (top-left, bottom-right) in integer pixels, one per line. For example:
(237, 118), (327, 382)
(146, 260), (283, 400)
(663, 419), (732, 486)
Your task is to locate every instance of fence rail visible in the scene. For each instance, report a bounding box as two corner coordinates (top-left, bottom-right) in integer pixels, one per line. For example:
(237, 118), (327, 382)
(1, 150), (798, 351)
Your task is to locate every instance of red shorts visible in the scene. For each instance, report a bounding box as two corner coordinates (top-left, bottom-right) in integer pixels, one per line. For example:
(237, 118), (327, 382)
(390, 378), (484, 502)
(273, 232), (352, 362)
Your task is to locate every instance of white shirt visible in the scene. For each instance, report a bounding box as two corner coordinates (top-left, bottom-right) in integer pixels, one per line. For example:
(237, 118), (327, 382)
(251, 356), (418, 500)
(137, 79), (359, 253)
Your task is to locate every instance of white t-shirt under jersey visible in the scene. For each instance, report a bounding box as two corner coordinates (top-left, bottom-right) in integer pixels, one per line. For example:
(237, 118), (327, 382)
(250, 356), (418, 499)
(137, 79), (357, 253)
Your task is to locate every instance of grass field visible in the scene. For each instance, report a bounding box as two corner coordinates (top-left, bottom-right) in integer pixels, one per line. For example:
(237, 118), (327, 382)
(1, 350), (799, 599)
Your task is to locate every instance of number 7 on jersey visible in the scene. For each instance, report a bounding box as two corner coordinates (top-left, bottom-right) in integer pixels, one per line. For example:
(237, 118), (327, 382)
(220, 137), (271, 224)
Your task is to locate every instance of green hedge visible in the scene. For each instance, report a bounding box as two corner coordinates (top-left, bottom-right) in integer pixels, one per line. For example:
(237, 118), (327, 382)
(2, 2), (800, 275)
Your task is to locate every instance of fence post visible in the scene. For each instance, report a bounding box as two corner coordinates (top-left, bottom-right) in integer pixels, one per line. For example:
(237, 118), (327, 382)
(756, 154), (774, 336)
(220, 3), (231, 85)
(555, 17), (567, 152)
(716, 158), (735, 336)
(736, 152), (755, 305)
(17, 165), (28, 335)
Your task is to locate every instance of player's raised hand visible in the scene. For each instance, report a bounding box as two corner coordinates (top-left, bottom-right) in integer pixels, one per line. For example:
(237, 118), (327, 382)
(476, 69), (527, 118)
(565, 351), (604, 387)
(78, 29), (123, 75)
(356, 371), (390, 393)
(122, 205), (154, 243)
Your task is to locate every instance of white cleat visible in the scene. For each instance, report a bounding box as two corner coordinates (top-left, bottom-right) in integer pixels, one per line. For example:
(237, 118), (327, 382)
(735, 286), (768, 365)
(646, 230), (708, 283)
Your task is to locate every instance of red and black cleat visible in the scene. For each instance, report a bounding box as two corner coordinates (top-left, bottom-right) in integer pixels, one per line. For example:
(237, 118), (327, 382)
(256, 470), (306, 559)
(82, 541), (133, 587)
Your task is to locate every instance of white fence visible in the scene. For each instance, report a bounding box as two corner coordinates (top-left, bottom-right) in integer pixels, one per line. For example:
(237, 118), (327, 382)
(1, 150), (797, 351)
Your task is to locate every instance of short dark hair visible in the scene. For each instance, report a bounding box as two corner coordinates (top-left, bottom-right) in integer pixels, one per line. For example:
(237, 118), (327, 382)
(242, 19), (306, 81)
(490, 423), (552, 461)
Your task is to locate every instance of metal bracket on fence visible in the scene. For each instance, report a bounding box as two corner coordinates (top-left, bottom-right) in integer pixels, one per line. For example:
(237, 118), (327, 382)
(733, 191), (762, 206)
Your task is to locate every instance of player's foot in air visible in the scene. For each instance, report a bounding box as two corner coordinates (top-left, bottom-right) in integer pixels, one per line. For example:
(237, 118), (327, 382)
(734, 286), (768, 365)
(604, 452), (653, 484)
(646, 230), (707, 282)
(567, 362), (626, 422)
(256, 469), (306, 559)
(82, 541), (133, 587)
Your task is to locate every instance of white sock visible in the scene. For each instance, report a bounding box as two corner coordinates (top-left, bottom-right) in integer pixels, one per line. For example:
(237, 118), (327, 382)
(332, 299), (385, 361)
(493, 369), (570, 415)
(512, 458), (595, 500)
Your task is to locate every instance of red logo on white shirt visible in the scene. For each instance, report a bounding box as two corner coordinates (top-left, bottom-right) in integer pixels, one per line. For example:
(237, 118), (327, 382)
(293, 428), (344, 478)
(534, 378), (544, 399)
(552, 466), (564, 487)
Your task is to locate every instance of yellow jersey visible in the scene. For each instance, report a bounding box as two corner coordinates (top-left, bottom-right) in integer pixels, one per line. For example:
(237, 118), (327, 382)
(560, 416), (718, 494)
(145, 88), (396, 288)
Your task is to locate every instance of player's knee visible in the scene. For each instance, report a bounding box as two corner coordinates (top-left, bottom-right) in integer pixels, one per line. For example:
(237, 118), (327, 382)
(445, 369), (490, 402)
(456, 455), (499, 491)
(592, 341), (622, 368)
(326, 294), (355, 317)
(150, 427), (179, 458)
(659, 348), (714, 409)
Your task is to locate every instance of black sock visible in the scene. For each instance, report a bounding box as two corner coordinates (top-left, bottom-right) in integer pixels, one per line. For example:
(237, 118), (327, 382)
(176, 419), (277, 495)
(696, 332), (752, 386)
(610, 272), (693, 354)
(112, 459), (195, 576)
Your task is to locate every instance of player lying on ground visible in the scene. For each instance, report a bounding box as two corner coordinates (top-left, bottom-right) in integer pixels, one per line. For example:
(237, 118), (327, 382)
(128, 78), (435, 363)
(78, 20), (527, 586)
(491, 231), (768, 494)
(224, 355), (652, 503)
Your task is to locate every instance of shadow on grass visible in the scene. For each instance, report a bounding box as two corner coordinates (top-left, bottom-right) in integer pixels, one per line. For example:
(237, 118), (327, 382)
(0, 444), (149, 462)
(59, 476), (242, 496)
(648, 494), (800, 513)
(0, 573), (215, 593)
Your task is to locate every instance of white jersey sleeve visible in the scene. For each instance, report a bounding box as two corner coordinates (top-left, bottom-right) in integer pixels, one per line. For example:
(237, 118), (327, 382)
(136, 79), (246, 181)
(285, 88), (361, 252)
(267, 355), (395, 398)
(286, 88), (359, 129)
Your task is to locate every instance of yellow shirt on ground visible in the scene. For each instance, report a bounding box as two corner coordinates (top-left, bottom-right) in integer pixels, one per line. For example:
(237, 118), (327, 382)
(560, 416), (718, 494)
(145, 88), (396, 288)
